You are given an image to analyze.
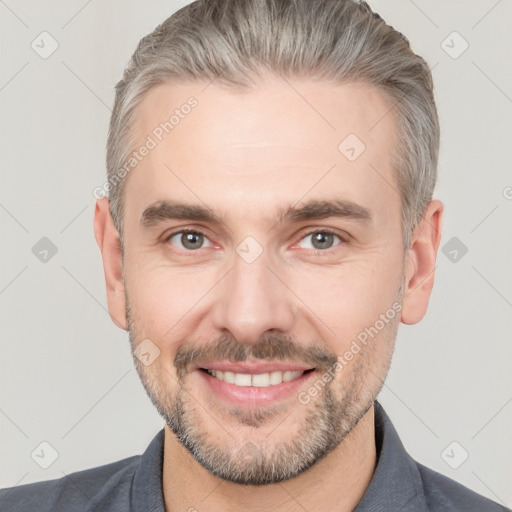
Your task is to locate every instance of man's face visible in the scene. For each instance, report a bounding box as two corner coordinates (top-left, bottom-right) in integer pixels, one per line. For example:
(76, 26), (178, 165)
(119, 76), (406, 484)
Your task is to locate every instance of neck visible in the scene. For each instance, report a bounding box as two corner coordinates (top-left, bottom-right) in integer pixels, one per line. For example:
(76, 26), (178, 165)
(162, 405), (377, 512)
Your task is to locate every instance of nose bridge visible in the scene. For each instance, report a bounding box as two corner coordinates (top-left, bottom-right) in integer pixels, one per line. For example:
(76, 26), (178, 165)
(211, 239), (295, 344)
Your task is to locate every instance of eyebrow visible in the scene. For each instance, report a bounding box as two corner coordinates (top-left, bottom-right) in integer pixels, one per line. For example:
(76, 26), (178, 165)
(140, 198), (372, 228)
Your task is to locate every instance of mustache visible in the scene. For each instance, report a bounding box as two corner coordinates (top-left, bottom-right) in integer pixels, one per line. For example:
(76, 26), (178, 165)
(173, 334), (339, 379)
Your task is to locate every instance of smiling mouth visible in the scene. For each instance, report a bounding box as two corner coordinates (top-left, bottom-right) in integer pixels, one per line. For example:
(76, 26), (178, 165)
(199, 368), (315, 387)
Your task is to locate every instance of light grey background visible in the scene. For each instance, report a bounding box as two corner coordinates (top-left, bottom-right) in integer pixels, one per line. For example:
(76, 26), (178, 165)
(1, 0), (511, 507)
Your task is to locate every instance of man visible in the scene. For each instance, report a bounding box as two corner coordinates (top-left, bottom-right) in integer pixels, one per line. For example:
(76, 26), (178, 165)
(1, 0), (508, 511)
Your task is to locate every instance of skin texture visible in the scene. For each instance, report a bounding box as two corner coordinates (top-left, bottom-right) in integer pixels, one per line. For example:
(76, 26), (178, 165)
(94, 75), (443, 512)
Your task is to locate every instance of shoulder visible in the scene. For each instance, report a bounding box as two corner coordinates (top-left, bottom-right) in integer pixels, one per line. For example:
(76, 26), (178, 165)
(416, 462), (511, 512)
(0, 455), (140, 512)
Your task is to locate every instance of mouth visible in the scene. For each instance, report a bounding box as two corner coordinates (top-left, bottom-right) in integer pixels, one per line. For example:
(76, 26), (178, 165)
(199, 368), (314, 387)
(194, 362), (317, 406)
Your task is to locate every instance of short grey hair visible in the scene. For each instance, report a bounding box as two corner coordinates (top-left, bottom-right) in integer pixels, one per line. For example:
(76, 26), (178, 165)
(106, 0), (439, 250)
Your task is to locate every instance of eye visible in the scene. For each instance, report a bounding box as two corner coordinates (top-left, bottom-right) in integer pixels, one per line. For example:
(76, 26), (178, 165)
(297, 230), (345, 254)
(165, 229), (213, 251)
(163, 228), (346, 254)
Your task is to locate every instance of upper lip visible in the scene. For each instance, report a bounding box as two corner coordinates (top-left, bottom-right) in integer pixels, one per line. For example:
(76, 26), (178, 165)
(196, 360), (314, 374)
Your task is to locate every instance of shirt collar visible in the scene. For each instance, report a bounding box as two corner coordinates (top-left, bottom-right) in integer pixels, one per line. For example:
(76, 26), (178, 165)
(132, 430), (166, 512)
(353, 401), (428, 511)
(129, 401), (427, 512)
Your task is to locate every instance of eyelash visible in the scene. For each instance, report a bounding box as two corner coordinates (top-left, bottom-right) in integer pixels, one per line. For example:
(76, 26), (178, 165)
(163, 228), (347, 256)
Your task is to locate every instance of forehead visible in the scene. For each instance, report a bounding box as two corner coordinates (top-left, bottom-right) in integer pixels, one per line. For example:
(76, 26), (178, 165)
(123, 76), (400, 230)
(134, 76), (395, 156)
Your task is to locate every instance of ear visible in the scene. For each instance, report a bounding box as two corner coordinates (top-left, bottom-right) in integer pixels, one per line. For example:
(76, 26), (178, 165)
(93, 197), (128, 330)
(401, 199), (444, 325)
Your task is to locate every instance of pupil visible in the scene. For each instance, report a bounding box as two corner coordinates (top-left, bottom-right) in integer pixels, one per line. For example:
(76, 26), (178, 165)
(313, 232), (332, 249)
(183, 232), (202, 249)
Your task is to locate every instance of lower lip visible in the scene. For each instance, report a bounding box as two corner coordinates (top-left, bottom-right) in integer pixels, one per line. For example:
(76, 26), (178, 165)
(196, 369), (317, 407)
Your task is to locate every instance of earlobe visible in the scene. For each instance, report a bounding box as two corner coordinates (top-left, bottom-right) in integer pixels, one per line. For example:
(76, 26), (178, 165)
(93, 198), (128, 331)
(400, 199), (444, 325)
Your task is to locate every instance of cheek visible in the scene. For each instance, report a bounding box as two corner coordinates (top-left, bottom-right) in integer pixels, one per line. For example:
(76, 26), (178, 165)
(287, 256), (402, 345)
(125, 261), (215, 338)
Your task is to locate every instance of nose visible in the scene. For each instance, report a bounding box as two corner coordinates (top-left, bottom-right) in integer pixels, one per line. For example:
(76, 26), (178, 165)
(210, 246), (296, 345)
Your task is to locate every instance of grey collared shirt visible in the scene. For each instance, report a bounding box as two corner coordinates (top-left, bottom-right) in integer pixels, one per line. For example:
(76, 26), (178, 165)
(1, 401), (509, 511)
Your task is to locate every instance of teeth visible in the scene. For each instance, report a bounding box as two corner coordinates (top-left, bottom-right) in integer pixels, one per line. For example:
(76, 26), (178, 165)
(234, 373), (252, 386)
(223, 371), (235, 384)
(252, 373), (270, 387)
(269, 371), (283, 385)
(283, 370), (300, 382)
(207, 369), (304, 387)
